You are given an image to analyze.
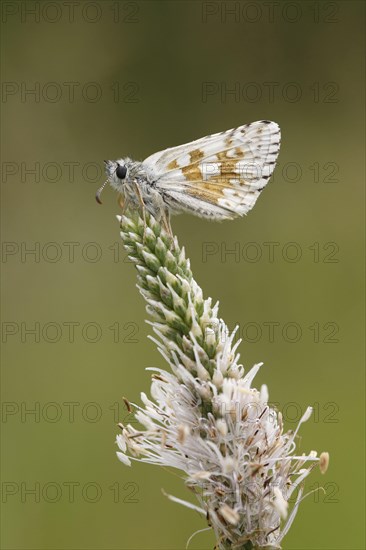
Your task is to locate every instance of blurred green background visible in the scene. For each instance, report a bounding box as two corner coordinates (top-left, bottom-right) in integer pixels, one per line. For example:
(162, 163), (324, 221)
(1, 1), (364, 549)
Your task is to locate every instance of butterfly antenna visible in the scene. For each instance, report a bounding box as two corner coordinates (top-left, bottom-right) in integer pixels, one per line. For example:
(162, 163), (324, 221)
(95, 179), (109, 204)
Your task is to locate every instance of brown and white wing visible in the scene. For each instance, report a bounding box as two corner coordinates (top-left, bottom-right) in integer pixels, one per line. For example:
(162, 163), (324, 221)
(141, 120), (281, 219)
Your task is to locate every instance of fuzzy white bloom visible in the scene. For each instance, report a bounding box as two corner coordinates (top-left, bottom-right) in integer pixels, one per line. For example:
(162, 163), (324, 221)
(115, 212), (329, 550)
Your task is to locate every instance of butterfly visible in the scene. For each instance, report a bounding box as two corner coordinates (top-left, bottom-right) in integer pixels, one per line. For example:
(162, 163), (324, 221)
(96, 120), (281, 237)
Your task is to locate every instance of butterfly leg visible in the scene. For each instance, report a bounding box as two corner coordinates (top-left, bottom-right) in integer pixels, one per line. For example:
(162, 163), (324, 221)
(122, 198), (130, 215)
(118, 193), (130, 215)
(161, 208), (174, 241)
(132, 181), (147, 242)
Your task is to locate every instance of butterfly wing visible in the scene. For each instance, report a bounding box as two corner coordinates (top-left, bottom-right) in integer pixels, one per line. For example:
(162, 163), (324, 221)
(142, 120), (281, 219)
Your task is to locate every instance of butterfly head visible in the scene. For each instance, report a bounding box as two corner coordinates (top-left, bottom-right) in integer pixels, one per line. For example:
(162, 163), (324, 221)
(96, 159), (130, 204)
(105, 159), (130, 188)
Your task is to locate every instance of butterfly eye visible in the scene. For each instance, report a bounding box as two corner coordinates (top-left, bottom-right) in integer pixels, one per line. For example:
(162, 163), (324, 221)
(116, 164), (127, 180)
